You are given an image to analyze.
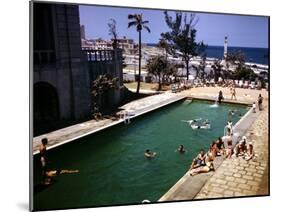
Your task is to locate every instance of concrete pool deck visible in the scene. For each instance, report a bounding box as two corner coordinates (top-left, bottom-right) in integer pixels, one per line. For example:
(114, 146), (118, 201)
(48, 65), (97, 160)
(195, 105), (268, 199)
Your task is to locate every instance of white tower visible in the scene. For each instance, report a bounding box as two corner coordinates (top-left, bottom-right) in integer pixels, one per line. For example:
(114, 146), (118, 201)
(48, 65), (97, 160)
(224, 36), (228, 59)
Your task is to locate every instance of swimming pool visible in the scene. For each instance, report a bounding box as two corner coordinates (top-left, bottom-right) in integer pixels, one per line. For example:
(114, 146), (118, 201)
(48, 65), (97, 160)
(33, 100), (248, 210)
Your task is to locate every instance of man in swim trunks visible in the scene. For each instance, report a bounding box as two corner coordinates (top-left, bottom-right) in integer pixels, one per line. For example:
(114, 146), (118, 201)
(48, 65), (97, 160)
(189, 150), (206, 170)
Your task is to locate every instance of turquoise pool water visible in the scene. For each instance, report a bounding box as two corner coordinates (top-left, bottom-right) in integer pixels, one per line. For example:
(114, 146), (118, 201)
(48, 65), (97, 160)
(33, 100), (248, 210)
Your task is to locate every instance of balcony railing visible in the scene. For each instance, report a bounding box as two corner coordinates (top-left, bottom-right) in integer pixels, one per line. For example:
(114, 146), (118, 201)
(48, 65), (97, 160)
(82, 48), (122, 62)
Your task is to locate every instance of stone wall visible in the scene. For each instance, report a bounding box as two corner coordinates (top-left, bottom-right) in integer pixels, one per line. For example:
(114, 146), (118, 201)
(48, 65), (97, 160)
(33, 3), (91, 123)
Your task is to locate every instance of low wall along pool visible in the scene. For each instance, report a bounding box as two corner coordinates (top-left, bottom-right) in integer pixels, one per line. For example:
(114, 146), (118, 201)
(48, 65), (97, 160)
(33, 100), (248, 210)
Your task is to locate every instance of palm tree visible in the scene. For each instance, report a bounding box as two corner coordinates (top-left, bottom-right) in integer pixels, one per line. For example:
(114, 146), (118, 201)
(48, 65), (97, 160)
(128, 14), (150, 94)
(158, 38), (169, 59)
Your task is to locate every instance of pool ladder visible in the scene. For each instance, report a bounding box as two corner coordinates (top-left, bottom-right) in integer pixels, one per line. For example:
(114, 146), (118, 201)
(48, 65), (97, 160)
(123, 112), (131, 125)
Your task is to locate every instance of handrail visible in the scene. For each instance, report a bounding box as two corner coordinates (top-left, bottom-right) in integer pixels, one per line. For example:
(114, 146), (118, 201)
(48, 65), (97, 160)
(82, 48), (122, 62)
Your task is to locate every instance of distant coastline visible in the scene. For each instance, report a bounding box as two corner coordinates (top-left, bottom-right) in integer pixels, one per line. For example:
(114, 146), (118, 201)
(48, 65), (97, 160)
(146, 43), (269, 65)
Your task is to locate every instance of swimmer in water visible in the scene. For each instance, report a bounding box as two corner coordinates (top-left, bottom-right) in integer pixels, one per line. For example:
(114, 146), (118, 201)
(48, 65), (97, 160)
(190, 119), (210, 129)
(43, 169), (79, 185)
(203, 119), (210, 127)
(229, 110), (235, 116)
(177, 145), (186, 153)
(144, 149), (156, 158)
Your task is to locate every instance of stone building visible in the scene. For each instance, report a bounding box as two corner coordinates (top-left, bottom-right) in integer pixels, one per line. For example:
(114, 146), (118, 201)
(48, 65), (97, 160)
(32, 2), (124, 135)
(80, 24), (86, 40)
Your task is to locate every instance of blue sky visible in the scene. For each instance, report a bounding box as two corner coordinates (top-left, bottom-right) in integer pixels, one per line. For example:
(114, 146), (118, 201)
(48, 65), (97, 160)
(79, 5), (269, 48)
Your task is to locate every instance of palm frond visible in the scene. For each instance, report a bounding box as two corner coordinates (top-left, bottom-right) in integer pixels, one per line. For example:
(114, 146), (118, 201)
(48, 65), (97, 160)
(128, 14), (137, 19)
(128, 21), (137, 28)
(143, 25), (151, 33)
(142, 20), (149, 24)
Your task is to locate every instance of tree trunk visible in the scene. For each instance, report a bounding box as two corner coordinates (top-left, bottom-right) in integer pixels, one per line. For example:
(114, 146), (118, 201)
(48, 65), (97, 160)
(158, 75), (162, 91)
(185, 58), (190, 80)
(136, 30), (142, 94)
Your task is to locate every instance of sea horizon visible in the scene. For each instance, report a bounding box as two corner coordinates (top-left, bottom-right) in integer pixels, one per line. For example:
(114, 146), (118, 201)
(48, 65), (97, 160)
(146, 43), (268, 49)
(146, 43), (269, 65)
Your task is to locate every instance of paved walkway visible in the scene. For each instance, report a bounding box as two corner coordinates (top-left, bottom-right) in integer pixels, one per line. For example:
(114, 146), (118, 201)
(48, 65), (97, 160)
(183, 87), (268, 105)
(195, 104), (268, 199)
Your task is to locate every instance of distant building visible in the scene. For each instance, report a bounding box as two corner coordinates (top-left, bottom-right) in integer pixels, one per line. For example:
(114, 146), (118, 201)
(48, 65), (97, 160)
(80, 25), (86, 39)
(113, 36), (138, 54)
(33, 2), (124, 135)
(81, 36), (138, 54)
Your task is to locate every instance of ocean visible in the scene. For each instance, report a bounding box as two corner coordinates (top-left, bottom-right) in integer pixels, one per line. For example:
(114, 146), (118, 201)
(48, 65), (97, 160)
(147, 44), (269, 65)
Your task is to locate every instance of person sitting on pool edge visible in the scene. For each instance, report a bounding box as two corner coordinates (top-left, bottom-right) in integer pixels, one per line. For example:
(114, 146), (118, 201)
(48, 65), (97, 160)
(210, 141), (219, 157)
(189, 149), (206, 170)
(216, 137), (225, 155)
(244, 142), (255, 161)
(144, 149), (156, 158)
(43, 169), (79, 185)
(189, 152), (215, 176)
(177, 145), (186, 153)
(234, 136), (248, 157)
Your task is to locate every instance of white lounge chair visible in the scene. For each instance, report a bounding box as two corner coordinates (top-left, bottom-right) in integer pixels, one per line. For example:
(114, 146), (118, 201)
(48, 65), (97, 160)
(194, 79), (199, 87)
(238, 80), (244, 88)
(205, 80), (210, 87)
(210, 79), (215, 87)
(243, 81), (249, 89)
(256, 81), (262, 90)
(250, 81), (256, 89)
(234, 80), (239, 87)
(171, 84), (178, 93)
(265, 82), (269, 91)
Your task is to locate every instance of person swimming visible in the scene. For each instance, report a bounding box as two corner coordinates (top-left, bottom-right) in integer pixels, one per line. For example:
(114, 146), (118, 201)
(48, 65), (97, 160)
(144, 149), (156, 158)
(43, 169), (79, 185)
(190, 119), (210, 129)
(202, 119), (211, 128)
(229, 110), (235, 116)
(177, 145), (186, 153)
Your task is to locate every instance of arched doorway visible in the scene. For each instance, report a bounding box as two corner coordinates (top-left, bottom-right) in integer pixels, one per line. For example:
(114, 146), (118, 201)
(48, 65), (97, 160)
(34, 82), (59, 135)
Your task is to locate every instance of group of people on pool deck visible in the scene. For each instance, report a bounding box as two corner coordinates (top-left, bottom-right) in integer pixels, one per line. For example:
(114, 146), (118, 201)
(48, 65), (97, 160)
(39, 138), (79, 185)
(188, 122), (256, 176)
